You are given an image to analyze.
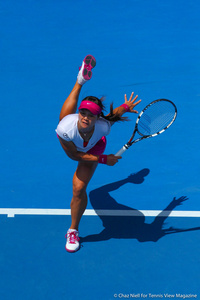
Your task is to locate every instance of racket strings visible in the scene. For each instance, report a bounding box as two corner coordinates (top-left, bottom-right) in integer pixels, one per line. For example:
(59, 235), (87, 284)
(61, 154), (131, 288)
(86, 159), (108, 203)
(138, 101), (176, 136)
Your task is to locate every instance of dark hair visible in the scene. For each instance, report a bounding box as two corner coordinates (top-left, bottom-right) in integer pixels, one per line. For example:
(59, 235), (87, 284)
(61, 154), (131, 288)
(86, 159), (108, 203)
(81, 96), (128, 122)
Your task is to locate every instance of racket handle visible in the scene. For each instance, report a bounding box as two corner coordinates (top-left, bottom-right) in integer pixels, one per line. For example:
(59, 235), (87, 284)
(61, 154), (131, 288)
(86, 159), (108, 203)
(115, 145), (129, 156)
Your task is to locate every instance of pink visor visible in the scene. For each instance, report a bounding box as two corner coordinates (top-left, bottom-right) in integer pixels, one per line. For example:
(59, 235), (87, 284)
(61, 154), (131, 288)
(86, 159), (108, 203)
(78, 100), (102, 115)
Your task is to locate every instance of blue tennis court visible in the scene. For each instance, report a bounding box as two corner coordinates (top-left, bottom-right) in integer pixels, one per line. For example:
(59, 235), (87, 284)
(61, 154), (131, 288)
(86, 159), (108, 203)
(1, 0), (200, 299)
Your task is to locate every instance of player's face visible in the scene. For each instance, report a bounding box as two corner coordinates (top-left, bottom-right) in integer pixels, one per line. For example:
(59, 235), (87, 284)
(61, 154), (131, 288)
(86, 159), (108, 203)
(78, 109), (98, 130)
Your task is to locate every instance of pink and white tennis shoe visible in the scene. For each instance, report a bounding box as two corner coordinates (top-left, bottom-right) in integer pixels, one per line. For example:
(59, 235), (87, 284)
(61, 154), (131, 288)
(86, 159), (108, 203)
(77, 55), (96, 85)
(65, 229), (80, 253)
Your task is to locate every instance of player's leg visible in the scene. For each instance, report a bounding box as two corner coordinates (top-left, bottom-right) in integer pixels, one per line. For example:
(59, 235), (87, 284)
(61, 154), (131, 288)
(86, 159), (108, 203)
(59, 55), (96, 121)
(59, 81), (82, 121)
(65, 161), (98, 252)
(71, 161), (98, 230)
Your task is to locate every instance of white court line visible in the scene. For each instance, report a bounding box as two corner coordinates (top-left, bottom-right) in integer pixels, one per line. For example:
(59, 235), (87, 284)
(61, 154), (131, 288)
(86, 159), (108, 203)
(0, 208), (200, 218)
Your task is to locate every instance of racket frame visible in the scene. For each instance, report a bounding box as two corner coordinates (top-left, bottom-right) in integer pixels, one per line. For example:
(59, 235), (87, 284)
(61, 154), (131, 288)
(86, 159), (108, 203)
(115, 99), (177, 156)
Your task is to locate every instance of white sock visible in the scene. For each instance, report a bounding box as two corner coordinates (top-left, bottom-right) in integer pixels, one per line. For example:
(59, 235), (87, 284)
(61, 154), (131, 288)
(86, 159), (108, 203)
(68, 229), (78, 233)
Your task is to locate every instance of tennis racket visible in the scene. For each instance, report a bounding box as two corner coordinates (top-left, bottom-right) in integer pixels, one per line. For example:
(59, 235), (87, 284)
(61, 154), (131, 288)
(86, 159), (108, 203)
(115, 99), (177, 156)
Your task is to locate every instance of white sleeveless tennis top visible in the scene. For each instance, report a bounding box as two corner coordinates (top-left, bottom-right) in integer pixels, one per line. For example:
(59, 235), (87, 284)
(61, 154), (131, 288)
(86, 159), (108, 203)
(56, 114), (111, 152)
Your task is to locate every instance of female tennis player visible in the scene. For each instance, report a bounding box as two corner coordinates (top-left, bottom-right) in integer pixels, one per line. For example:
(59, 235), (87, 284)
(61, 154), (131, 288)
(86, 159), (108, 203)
(56, 55), (141, 252)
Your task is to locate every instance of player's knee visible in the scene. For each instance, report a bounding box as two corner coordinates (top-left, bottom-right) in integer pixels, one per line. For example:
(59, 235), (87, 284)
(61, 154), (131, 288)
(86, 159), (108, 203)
(73, 179), (86, 198)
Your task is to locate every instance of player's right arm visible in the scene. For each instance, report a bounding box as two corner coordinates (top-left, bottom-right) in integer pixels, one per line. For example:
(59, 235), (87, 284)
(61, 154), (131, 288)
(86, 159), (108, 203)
(58, 137), (121, 166)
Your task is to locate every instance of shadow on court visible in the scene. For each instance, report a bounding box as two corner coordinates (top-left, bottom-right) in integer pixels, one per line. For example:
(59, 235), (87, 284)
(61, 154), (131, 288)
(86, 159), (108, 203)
(81, 169), (200, 243)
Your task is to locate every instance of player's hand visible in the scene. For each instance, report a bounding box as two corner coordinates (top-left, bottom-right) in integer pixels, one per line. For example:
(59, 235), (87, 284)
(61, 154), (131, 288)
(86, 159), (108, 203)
(124, 92), (141, 113)
(106, 154), (122, 166)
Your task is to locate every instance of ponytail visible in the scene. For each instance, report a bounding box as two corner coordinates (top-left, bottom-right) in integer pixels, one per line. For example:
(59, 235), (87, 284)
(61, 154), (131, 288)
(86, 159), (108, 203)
(101, 102), (128, 122)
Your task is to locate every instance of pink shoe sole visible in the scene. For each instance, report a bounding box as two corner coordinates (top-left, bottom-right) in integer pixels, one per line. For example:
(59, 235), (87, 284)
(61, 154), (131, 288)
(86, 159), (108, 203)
(82, 55), (96, 80)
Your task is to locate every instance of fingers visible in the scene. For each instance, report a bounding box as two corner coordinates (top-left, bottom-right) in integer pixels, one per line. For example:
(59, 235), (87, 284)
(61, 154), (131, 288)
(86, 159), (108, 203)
(106, 154), (122, 166)
(132, 94), (138, 102)
(134, 99), (142, 105)
(125, 92), (136, 102)
(125, 92), (141, 104)
(129, 92), (135, 101)
(131, 99), (142, 112)
(130, 98), (142, 113)
(124, 92), (141, 114)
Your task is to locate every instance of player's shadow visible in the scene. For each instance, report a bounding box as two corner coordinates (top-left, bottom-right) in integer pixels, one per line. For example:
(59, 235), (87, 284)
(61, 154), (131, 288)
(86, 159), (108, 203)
(81, 169), (200, 243)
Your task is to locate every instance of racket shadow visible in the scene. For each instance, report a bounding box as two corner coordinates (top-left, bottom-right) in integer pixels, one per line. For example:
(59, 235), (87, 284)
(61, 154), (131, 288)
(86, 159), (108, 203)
(81, 170), (200, 243)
